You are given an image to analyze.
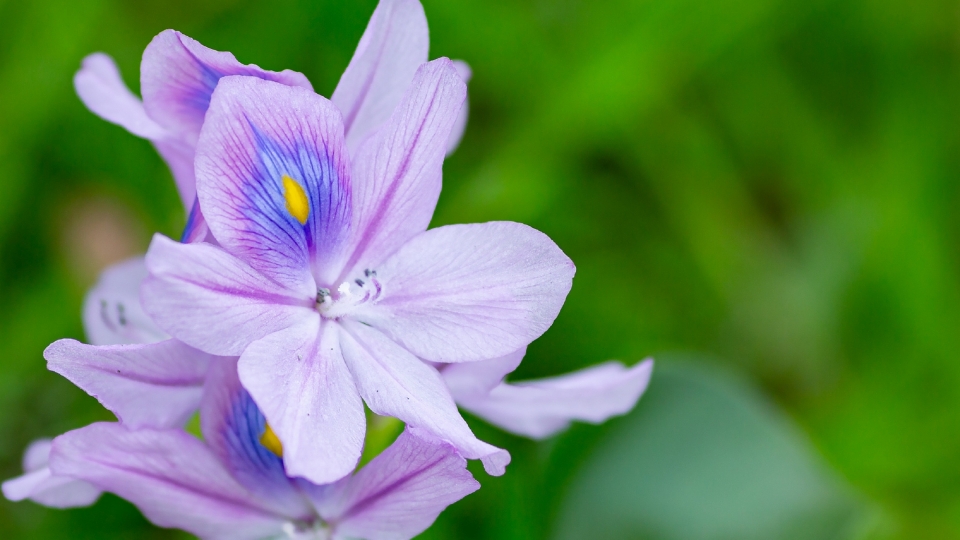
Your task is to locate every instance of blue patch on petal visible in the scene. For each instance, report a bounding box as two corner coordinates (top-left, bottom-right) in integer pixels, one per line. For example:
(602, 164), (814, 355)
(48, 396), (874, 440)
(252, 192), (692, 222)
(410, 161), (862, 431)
(213, 383), (301, 505)
(222, 386), (288, 480)
(234, 123), (350, 268)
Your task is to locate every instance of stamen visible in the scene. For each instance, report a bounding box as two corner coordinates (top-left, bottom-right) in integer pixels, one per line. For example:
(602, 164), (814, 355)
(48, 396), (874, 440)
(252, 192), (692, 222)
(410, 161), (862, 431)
(282, 174), (310, 225)
(260, 423), (284, 457)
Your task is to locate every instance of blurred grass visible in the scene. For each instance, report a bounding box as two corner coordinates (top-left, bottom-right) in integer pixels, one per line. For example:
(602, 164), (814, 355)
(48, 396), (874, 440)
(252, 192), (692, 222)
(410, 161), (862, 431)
(2, 0), (960, 538)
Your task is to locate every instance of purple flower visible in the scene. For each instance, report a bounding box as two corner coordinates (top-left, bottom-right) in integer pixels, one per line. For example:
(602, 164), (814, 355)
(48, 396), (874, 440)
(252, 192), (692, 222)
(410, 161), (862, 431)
(443, 350), (654, 438)
(139, 65), (575, 484)
(75, 0), (466, 242)
(48, 358), (479, 540)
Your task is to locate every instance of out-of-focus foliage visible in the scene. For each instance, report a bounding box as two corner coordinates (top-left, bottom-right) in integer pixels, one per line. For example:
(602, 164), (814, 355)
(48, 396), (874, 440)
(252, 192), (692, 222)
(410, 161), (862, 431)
(0, 0), (958, 538)
(554, 361), (873, 540)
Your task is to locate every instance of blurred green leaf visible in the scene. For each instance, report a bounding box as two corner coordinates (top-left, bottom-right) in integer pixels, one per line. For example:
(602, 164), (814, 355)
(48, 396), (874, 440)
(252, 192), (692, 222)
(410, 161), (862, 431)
(552, 360), (877, 540)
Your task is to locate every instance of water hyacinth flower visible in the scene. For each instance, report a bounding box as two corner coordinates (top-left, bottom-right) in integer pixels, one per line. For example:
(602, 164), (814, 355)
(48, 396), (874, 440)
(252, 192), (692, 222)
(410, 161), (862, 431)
(141, 65), (576, 484)
(50, 358), (478, 540)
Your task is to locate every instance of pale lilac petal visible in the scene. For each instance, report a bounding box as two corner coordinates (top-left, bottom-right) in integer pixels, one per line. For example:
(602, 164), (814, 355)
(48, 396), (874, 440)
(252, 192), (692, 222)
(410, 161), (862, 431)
(337, 59), (466, 280)
(2, 439), (101, 508)
(201, 357), (308, 516)
(45, 338), (211, 429)
(73, 52), (199, 210)
(82, 256), (167, 346)
(445, 60), (472, 155)
(441, 348), (525, 399)
(332, 0), (429, 154)
(459, 360), (654, 439)
(51, 423), (288, 540)
(74, 53), (168, 140)
(141, 30), (313, 145)
(321, 429), (479, 540)
(196, 75), (351, 289)
(3, 467), (102, 509)
(238, 320), (365, 485)
(356, 222), (575, 362)
(142, 234), (314, 356)
(23, 438), (55, 471)
(339, 321), (509, 476)
(157, 137), (204, 212)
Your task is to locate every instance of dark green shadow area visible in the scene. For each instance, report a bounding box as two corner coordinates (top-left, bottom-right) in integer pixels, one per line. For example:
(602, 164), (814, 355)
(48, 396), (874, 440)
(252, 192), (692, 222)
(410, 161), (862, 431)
(553, 359), (877, 540)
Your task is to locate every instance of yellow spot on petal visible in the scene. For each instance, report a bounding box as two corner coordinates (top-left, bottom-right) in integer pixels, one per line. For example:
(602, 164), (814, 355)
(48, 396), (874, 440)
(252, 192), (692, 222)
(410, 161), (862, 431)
(282, 174), (309, 225)
(260, 423), (284, 457)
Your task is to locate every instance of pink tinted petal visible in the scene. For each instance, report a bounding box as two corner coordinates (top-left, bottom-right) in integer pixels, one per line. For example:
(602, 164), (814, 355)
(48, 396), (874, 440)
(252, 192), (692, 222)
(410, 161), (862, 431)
(136, 30), (313, 210)
(2, 439), (101, 508)
(201, 357), (309, 516)
(141, 30), (312, 145)
(441, 348), (525, 399)
(238, 320), (365, 485)
(74, 53), (168, 140)
(82, 257), (167, 346)
(333, 0), (429, 154)
(45, 339), (211, 429)
(142, 234), (313, 356)
(445, 60), (472, 155)
(322, 429), (479, 540)
(196, 76), (351, 289)
(338, 59), (466, 280)
(52, 424), (287, 540)
(459, 360), (654, 439)
(357, 222), (575, 362)
(339, 321), (509, 476)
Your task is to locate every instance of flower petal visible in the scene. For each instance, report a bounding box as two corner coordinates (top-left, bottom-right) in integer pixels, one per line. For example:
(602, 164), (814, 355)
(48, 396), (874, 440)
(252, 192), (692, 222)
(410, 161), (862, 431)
(322, 428), (479, 540)
(337, 58), (466, 280)
(332, 0), (429, 154)
(458, 360), (654, 439)
(339, 321), (509, 476)
(82, 256), (167, 346)
(196, 75), (351, 288)
(445, 60), (472, 155)
(440, 348), (525, 399)
(74, 53), (168, 140)
(238, 319), (365, 485)
(2, 439), (101, 508)
(141, 30), (313, 145)
(45, 338), (211, 429)
(201, 356), (308, 516)
(142, 234), (313, 356)
(51, 423), (286, 540)
(357, 222), (575, 362)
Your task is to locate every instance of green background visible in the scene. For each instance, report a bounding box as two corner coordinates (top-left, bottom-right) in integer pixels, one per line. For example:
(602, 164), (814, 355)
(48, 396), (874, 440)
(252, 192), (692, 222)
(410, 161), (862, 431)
(1, 0), (958, 538)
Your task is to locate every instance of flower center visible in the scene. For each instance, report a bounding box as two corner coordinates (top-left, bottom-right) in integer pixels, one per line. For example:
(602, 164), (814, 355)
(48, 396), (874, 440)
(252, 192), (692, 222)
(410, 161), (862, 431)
(315, 269), (383, 319)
